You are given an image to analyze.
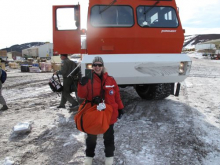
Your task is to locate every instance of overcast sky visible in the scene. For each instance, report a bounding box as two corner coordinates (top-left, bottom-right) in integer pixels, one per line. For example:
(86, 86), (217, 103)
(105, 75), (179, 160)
(0, 0), (220, 49)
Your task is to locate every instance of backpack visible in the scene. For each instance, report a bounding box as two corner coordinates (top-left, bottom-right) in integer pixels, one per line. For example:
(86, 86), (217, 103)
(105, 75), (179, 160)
(48, 74), (63, 92)
(74, 100), (113, 135)
(1, 69), (7, 84)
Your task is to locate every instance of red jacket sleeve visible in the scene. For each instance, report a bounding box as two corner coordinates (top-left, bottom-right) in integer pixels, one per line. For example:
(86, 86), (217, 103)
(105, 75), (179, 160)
(77, 81), (90, 99)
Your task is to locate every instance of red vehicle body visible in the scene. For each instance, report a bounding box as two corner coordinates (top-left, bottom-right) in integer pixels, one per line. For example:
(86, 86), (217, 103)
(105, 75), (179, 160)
(53, 0), (192, 100)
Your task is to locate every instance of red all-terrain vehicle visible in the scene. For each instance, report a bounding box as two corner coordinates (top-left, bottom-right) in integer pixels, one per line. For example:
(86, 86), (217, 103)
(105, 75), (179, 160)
(53, 0), (192, 100)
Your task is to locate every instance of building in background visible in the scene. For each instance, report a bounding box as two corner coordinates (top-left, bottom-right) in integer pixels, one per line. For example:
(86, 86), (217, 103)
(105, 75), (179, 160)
(0, 50), (7, 60)
(22, 47), (39, 58)
(0, 50), (7, 68)
(195, 39), (220, 55)
(7, 51), (22, 60)
(38, 43), (53, 59)
(21, 43), (53, 59)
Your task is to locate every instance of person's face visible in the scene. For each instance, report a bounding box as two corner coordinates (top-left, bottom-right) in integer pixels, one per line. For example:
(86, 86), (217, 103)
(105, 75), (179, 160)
(60, 55), (66, 60)
(92, 62), (103, 75)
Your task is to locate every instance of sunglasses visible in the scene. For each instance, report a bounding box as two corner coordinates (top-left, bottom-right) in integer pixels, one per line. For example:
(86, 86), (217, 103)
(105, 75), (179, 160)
(92, 64), (103, 67)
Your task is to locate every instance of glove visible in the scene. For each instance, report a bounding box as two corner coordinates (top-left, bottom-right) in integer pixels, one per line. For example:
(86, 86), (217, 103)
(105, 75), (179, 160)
(118, 109), (124, 119)
(80, 76), (89, 86)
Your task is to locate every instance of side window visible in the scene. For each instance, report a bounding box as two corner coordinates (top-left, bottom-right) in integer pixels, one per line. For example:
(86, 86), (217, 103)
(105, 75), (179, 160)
(91, 5), (134, 27)
(137, 6), (178, 28)
(56, 7), (79, 30)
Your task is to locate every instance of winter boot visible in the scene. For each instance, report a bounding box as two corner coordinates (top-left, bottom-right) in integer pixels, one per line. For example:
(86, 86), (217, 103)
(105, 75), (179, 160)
(84, 157), (93, 165)
(69, 101), (78, 109)
(68, 105), (79, 113)
(0, 105), (8, 111)
(69, 101), (79, 113)
(105, 157), (113, 165)
(57, 105), (65, 108)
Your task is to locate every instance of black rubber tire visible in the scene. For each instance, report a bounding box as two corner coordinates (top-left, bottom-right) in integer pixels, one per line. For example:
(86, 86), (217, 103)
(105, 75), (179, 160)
(135, 83), (172, 100)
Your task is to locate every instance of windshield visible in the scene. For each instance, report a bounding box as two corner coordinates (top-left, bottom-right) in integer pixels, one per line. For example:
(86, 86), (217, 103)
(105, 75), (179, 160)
(137, 6), (178, 28)
(90, 5), (134, 27)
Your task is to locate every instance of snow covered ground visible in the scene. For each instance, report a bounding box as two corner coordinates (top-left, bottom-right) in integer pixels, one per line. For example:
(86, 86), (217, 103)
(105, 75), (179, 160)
(1, 53), (220, 165)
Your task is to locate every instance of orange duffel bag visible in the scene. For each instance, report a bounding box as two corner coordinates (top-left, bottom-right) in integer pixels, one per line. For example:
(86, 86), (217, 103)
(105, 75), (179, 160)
(74, 100), (113, 135)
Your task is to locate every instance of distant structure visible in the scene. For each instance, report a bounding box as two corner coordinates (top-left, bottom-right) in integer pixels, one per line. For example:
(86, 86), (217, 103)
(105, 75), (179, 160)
(0, 50), (7, 60)
(195, 39), (220, 59)
(38, 43), (53, 58)
(22, 47), (39, 58)
(195, 39), (220, 54)
(7, 51), (22, 60)
(183, 34), (220, 48)
(202, 39), (220, 51)
(22, 43), (53, 59)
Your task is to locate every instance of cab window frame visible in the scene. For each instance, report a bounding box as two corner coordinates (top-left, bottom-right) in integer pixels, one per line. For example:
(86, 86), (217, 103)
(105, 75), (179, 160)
(136, 6), (179, 28)
(56, 7), (80, 31)
(90, 5), (134, 28)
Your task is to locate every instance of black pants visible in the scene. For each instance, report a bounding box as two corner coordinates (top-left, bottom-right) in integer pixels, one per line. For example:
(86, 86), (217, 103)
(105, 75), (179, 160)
(86, 124), (115, 157)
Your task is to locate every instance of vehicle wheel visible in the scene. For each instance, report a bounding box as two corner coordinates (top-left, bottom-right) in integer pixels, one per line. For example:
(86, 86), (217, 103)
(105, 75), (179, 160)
(135, 83), (172, 100)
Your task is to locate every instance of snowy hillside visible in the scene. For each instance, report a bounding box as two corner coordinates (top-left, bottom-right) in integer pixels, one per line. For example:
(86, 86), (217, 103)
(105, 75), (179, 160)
(183, 34), (220, 50)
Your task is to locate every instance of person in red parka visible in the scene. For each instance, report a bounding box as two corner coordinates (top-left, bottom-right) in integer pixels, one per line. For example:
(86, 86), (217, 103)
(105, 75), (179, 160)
(77, 56), (124, 165)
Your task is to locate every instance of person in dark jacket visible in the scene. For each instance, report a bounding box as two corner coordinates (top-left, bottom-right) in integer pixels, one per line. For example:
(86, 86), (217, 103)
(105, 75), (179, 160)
(77, 56), (124, 165)
(0, 68), (8, 111)
(54, 54), (78, 109)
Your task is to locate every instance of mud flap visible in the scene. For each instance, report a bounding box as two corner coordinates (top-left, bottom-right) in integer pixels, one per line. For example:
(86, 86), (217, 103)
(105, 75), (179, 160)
(175, 83), (181, 96)
(171, 83), (181, 96)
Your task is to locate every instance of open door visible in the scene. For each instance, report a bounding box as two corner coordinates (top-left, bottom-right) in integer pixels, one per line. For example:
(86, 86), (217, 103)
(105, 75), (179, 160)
(53, 5), (81, 55)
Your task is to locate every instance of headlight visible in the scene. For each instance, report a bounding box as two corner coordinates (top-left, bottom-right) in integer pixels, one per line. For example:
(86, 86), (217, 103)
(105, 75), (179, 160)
(86, 63), (93, 69)
(179, 62), (186, 75)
